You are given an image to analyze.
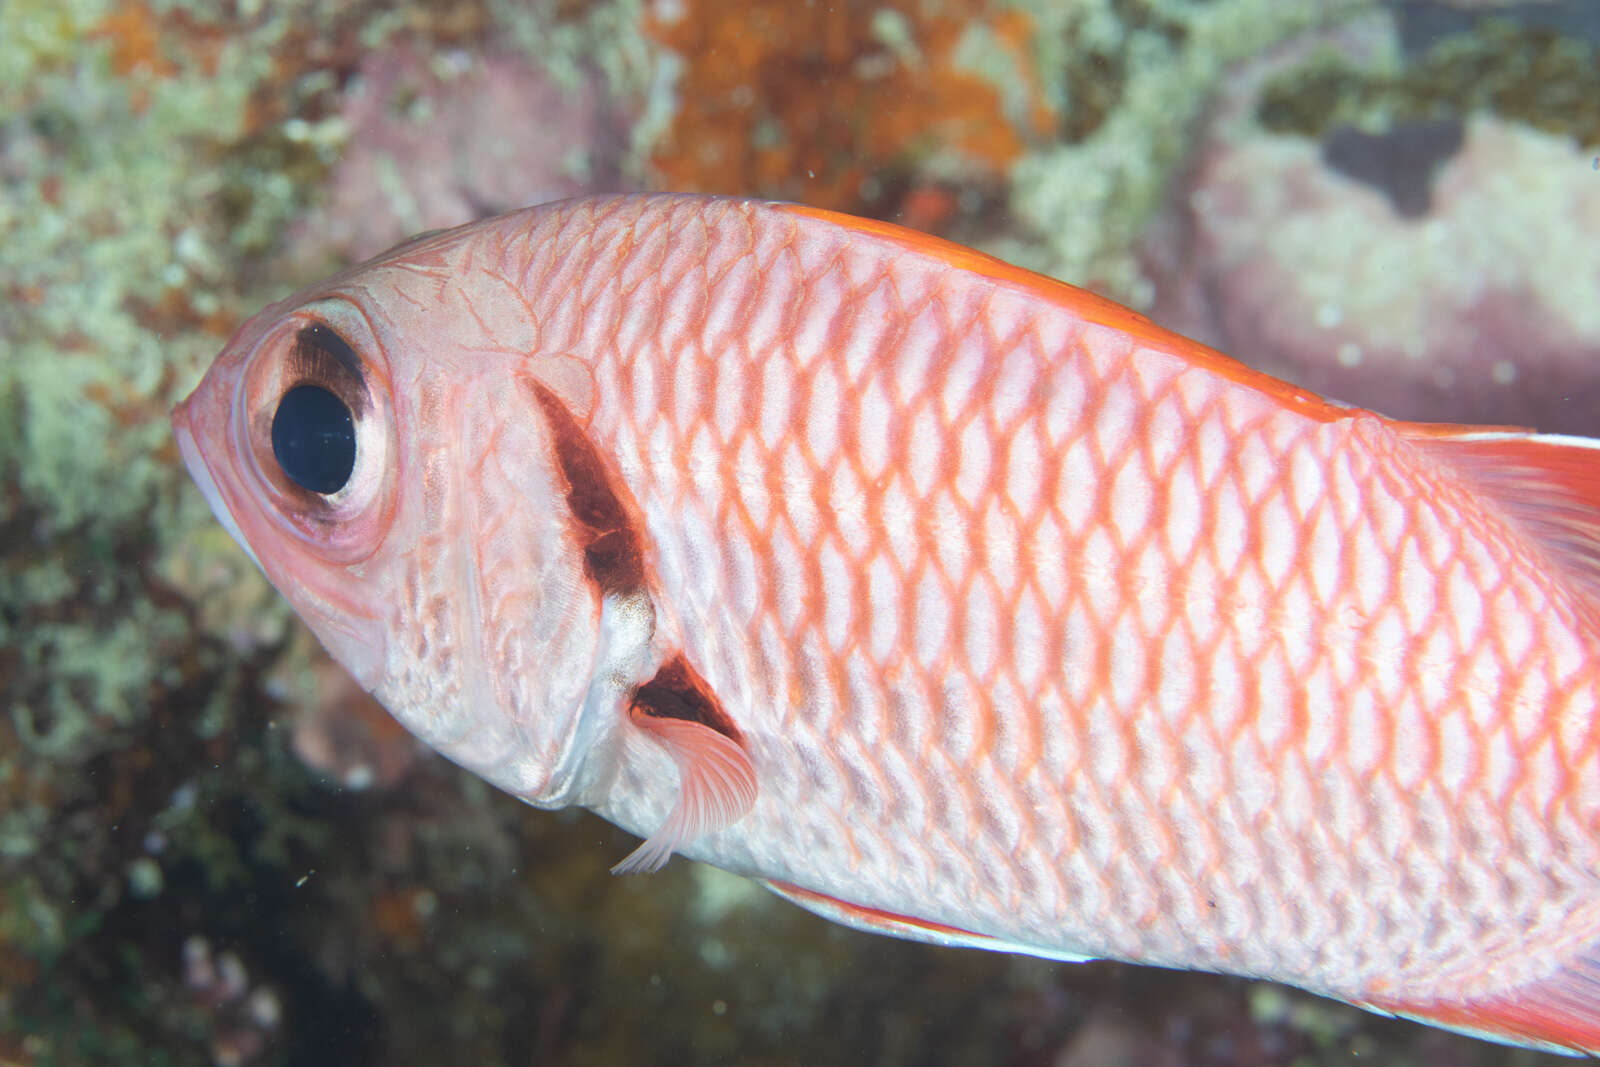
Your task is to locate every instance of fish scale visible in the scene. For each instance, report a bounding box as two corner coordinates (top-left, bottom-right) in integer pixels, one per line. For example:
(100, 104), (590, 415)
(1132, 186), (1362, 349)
(174, 193), (1600, 1054)
(567, 198), (1594, 988)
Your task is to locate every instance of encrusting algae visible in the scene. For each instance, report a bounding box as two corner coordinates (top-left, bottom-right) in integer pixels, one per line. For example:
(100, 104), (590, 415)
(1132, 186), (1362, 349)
(646, 0), (1054, 220)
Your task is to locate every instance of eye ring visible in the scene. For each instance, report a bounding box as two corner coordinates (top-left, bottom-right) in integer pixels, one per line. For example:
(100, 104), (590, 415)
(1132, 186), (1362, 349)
(236, 300), (398, 564)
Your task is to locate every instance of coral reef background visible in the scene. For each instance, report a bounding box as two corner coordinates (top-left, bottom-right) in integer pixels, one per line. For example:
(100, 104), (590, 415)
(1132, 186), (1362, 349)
(2, 0), (1595, 1064)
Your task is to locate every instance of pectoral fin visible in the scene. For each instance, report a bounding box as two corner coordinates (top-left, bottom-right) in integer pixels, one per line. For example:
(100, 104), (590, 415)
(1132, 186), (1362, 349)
(611, 655), (757, 874)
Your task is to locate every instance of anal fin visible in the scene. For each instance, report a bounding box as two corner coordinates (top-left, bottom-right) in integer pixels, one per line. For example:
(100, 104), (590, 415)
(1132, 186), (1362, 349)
(1364, 944), (1600, 1057)
(761, 880), (1097, 964)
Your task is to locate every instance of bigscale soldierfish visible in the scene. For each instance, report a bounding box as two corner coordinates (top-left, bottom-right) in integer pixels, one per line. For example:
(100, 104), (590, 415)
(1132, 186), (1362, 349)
(173, 193), (1600, 1054)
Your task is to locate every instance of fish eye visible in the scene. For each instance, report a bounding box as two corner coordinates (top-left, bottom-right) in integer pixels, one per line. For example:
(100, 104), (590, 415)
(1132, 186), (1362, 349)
(271, 383), (356, 494)
(238, 304), (396, 561)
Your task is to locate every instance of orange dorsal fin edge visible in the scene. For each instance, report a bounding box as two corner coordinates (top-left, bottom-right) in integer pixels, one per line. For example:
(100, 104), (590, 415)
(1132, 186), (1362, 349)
(773, 201), (1345, 423)
(1402, 427), (1600, 614)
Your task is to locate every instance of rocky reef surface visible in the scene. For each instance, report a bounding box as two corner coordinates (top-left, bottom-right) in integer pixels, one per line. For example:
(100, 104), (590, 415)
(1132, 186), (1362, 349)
(1, 1), (1593, 1064)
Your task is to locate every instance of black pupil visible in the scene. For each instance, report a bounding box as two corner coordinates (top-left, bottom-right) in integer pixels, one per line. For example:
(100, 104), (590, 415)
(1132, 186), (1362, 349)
(271, 384), (356, 495)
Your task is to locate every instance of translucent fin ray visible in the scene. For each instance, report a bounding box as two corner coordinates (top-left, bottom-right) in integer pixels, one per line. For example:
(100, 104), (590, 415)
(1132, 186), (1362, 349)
(1403, 427), (1600, 610)
(612, 715), (757, 874)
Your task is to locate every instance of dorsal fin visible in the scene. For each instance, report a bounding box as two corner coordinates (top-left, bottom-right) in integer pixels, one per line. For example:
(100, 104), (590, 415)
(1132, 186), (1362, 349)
(1401, 427), (1600, 611)
(773, 201), (1348, 423)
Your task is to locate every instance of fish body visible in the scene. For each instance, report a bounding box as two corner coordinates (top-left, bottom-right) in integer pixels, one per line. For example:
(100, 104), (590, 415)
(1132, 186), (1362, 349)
(173, 194), (1600, 1054)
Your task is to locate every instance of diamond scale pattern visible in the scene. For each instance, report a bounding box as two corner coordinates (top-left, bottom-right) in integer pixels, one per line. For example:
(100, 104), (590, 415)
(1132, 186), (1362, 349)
(490, 197), (1600, 1008)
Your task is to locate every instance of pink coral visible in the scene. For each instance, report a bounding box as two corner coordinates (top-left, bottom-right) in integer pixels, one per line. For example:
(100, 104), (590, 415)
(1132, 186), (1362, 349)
(183, 936), (282, 1067)
(289, 45), (628, 265)
(269, 647), (419, 791)
(1150, 17), (1600, 434)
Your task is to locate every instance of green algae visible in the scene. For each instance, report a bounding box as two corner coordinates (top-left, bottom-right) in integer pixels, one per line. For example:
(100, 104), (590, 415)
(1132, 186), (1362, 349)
(1258, 17), (1600, 147)
(992, 0), (1372, 302)
(990, 1), (1600, 304)
(0, 0), (350, 874)
(0, 2), (666, 1061)
(0, 4), (344, 1061)
(0, 0), (108, 86)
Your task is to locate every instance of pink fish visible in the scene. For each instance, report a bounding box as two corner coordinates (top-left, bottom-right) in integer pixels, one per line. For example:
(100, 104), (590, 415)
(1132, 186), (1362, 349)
(173, 194), (1600, 1054)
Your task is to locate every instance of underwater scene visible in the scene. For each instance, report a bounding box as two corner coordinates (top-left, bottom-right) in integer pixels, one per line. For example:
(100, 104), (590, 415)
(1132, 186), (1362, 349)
(4, 0), (1600, 1064)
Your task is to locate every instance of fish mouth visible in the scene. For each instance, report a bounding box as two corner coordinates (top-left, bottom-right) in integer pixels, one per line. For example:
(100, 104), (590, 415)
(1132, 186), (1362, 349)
(172, 398), (265, 574)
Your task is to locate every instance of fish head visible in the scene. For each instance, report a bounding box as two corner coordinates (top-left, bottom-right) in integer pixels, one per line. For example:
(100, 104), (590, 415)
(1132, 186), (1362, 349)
(172, 218), (619, 808)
